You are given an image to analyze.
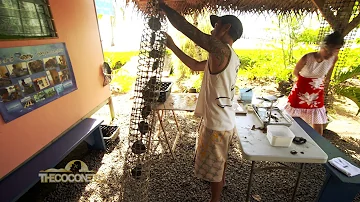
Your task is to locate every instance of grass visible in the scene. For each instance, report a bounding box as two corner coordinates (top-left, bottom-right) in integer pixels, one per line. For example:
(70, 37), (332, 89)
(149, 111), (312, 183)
(104, 48), (360, 94)
(104, 51), (139, 69)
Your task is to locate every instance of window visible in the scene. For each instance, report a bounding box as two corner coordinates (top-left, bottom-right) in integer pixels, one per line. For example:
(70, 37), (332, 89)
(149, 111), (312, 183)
(0, 0), (57, 39)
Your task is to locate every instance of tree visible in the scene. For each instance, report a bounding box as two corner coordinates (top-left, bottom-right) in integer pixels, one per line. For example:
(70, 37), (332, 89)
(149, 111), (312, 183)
(296, 28), (319, 44)
(266, 14), (306, 69)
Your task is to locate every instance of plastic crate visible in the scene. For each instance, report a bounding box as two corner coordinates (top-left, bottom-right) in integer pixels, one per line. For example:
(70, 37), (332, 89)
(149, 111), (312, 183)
(238, 88), (253, 103)
(266, 125), (295, 147)
(157, 81), (173, 103)
(100, 125), (120, 140)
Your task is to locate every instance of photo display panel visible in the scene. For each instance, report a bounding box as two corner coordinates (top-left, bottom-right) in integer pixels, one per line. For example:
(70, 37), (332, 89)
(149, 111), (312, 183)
(0, 43), (77, 123)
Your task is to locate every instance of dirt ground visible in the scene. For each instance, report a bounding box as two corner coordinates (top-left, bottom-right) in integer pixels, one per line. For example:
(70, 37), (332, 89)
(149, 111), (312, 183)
(17, 82), (360, 202)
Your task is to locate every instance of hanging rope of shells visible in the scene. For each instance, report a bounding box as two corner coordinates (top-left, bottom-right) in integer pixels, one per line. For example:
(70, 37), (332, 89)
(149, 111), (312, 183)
(121, 0), (168, 201)
(317, 0), (359, 57)
(317, 0), (359, 106)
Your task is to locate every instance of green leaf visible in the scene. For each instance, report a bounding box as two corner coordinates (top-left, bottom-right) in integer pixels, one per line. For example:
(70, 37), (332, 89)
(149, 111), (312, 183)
(333, 65), (360, 84)
(334, 85), (360, 115)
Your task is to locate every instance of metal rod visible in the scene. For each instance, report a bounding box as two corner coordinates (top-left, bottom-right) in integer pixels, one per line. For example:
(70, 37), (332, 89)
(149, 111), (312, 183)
(16, 0), (25, 35)
(156, 110), (175, 160)
(254, 166), (302, 173)
(246, 161), (256, 202)
(172, 109), (181, 132)
(171, 110), (181, 152)
(291, 163), (305, 202)
(108, 96), (115, 121)
(34, 3), (44, 35)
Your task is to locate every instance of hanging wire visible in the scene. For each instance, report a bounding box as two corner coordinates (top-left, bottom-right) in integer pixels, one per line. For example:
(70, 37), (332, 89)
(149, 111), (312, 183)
(332, 1), (359, 83)
(322, 1), (359, 71)
(317, 0), (359, 106)
(121, 0), (168, 201)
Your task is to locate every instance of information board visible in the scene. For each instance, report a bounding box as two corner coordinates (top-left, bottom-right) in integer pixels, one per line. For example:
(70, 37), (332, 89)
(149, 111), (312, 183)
(0, 43), (77, 123)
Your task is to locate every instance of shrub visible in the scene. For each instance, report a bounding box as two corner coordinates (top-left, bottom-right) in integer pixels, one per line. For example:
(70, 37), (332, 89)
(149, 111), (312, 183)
(110, 68), (137, 93)
(103, 51), (139, 70)
(103, 51), (139, 93)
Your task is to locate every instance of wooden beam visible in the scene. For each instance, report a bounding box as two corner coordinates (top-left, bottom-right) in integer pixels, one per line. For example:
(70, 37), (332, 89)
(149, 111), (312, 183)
(338, 1), (355, 26)
(310, 0), (338, 31)
(343, 14), (360, 36)
(310, 0), (325, 9)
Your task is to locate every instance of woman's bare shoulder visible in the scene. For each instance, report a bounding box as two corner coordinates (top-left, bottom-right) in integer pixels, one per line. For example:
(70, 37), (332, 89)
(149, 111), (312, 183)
(303, 52), (317, 57)
(298, 52), (314, 63)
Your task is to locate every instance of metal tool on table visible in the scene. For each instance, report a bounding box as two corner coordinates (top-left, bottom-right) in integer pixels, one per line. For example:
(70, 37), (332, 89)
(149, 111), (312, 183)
(252, 94), (293, 129)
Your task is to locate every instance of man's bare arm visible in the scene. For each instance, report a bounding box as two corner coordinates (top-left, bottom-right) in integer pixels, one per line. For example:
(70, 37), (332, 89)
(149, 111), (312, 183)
(160, 3), (230, 73)
(170, 45), (206, 71)
(293, 54), (307, 77)
(160, 3), (210, 51)
(164, 32), (205, 71)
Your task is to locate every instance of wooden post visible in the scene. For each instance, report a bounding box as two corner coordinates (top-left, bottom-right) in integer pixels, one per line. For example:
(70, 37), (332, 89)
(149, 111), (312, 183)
(108, 96), (116, 121)
(310, 0), (360, 36)
(310, 0), (338, 31)
(343, 14), (360, 36)
(310, 0), (360, 108)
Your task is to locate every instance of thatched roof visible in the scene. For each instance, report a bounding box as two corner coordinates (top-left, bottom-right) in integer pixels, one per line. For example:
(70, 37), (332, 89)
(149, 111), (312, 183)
(127, 0), (324, 15)
(127, 0), (360, 36)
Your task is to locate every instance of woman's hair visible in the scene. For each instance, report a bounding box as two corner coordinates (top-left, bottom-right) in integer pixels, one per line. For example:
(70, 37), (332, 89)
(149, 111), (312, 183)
(323, 31), (345, 47)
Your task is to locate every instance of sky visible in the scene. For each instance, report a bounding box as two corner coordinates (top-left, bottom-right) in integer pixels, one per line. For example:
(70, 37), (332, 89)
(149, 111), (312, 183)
(96, 1), (323, 52)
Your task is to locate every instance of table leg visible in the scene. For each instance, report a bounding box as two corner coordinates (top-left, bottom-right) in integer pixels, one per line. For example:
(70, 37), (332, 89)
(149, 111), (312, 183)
(246, 161), (256, 202)
(171, 110), (181, 132)
(157, 110), (164, 133)
(156, 110), (175, 160)
(171, 110), (182, 153)
(291, 163), (305, 202)
(193, 118), (203, 163)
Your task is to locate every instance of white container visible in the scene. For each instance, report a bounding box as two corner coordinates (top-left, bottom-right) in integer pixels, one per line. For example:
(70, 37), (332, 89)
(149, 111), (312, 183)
(266, 125), (295, 147)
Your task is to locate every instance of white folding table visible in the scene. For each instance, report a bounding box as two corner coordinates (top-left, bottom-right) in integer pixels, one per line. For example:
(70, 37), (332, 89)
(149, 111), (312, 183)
(235, 112), (328, 202)
(155, 93), (198, 159)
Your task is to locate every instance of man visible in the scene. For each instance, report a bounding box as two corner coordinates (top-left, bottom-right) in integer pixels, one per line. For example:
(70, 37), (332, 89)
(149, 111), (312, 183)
(159, 2), (243, 202)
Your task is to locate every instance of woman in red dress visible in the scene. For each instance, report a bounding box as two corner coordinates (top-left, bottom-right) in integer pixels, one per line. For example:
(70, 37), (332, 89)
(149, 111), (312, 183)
(285, 31), (344, 135)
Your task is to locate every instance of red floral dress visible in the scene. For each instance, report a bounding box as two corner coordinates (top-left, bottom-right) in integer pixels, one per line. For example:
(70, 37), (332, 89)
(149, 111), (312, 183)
(285, 53), (336, 125)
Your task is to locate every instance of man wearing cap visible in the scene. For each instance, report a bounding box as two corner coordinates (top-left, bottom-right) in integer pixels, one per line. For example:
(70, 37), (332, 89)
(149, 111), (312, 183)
(160, 2), (242, 202)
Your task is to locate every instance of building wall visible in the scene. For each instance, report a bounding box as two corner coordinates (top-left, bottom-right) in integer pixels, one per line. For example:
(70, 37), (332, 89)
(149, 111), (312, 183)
(0, 0), (110, 178)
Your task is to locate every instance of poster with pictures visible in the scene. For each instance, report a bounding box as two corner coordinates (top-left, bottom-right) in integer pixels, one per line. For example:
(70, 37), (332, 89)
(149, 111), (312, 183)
(0, 43), (77, 123)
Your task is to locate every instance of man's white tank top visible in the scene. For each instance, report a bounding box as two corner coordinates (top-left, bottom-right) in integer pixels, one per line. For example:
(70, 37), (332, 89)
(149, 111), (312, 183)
(194, 44), (240, 131)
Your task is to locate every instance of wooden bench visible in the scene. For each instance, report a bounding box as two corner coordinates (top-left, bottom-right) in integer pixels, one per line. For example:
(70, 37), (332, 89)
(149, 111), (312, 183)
(0, 118), (106, 202)
(294, 117), (360, 202)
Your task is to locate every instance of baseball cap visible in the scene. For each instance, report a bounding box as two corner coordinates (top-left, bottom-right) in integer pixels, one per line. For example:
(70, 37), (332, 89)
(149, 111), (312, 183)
(210, 15), (243, 41)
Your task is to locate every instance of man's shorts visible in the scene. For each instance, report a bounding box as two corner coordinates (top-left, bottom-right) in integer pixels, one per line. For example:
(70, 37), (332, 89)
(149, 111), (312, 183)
(194, 124), (236, 182)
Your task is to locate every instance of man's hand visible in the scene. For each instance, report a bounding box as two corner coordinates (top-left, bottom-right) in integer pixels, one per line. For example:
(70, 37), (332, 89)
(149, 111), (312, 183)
(157, 2), (230, 74)
(161, 32), (206, 72)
